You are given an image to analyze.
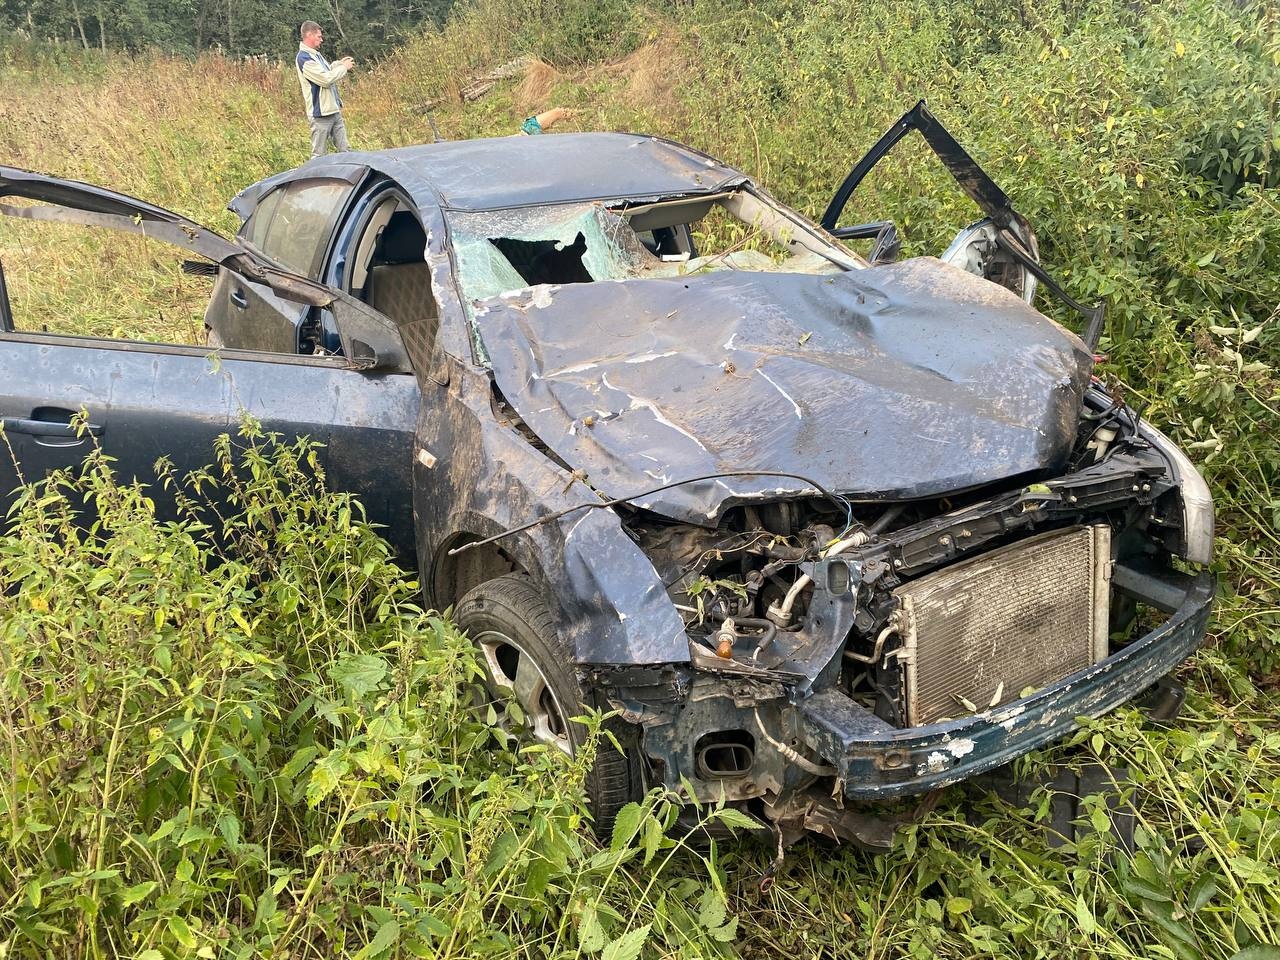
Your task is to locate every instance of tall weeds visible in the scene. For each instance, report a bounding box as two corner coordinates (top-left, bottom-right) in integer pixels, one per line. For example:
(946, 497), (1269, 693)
(0, 425), (736, 958)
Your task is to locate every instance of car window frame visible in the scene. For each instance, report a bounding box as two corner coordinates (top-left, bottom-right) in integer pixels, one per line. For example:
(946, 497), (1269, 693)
(0, 165), (411, 373)
(236, 165), (368, 272)
(0, 326), (375, 368)
(251, 177), (360, 279)
(242, 187), (283, 250)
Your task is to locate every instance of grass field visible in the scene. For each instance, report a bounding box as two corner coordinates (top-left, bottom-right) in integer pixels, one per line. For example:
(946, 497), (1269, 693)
(2, 1), (1279, 957)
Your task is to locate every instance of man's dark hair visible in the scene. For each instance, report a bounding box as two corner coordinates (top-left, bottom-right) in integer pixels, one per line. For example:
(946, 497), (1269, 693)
(300, 20), (321, 38)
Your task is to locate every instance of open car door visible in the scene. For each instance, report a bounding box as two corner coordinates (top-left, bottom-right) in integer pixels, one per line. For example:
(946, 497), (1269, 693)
(0, 167), (420, 559)
(822, 100), (1106, 349)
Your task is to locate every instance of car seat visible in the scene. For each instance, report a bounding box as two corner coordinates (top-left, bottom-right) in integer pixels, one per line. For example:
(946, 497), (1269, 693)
(366, 211), (437, 332)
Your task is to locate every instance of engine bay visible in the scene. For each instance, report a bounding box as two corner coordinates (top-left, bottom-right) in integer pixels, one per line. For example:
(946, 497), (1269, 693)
(620, 383), (1184, 734)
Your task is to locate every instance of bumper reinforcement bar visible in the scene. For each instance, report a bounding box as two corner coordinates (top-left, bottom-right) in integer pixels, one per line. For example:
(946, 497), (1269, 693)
(797, 567), (1214, 799)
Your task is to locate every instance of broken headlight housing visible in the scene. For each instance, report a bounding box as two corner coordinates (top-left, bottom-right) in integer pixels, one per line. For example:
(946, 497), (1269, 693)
(1141, 423), (1215, 565)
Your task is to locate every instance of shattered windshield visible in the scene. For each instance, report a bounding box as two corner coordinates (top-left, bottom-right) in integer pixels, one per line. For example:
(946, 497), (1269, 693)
(449, 189), (865, 358)
(451, 204), (636, 302)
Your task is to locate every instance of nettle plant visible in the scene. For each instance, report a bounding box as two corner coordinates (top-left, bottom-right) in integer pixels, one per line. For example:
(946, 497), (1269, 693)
(0, 421), (740, 959)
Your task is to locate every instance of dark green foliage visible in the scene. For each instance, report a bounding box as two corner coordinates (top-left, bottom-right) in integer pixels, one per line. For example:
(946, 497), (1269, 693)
(0, 424), (739, 958)
(1, 2), (1279, 955)
(0, 0), (454, 57)
(514, 0), (644, 65)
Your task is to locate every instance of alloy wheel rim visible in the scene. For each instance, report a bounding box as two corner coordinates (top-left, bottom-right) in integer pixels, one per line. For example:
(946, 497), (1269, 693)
(473, 629), (573, 756)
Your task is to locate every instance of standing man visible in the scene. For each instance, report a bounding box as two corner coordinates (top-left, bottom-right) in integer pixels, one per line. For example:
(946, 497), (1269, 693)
(296, 21), (354, 157)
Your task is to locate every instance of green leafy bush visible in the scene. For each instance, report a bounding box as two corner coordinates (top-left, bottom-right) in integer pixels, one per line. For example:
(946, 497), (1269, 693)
(518, 0), (643, 65)
(0, 426), (736, 958)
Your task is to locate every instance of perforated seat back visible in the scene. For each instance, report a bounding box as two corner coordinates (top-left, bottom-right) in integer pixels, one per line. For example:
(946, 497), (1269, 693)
(368, 262), (436, 327)
(365, 211), (438, 347)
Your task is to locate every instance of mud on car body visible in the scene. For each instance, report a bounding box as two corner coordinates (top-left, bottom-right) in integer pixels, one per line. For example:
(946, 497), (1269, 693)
(0, 102), (1214, 843)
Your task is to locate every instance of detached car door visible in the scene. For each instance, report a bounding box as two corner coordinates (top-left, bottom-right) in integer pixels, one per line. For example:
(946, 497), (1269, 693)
(0, 167), (420, 560)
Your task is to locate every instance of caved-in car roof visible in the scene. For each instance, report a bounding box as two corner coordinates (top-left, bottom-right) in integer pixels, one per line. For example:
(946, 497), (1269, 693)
(290, 133), (749, 212)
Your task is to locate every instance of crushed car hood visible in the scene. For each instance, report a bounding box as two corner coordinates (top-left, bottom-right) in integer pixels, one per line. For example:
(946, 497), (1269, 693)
(477, 257), (1093, 524)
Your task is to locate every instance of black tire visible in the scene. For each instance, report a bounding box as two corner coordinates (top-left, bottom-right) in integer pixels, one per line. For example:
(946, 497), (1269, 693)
(455, 574), (644, 835)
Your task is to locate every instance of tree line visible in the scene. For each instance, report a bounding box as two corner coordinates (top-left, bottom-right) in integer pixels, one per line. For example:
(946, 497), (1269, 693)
(1, 0), (455, 59)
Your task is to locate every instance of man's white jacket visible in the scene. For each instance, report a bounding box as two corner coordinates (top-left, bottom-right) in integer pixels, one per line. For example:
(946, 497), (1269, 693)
(296, 43), (348, 118)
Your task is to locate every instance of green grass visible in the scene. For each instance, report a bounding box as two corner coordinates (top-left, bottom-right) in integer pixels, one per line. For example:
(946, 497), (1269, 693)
(2, 1), (1279, 956)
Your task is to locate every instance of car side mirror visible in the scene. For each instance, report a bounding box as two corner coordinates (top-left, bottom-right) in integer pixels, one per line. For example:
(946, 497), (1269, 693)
(329, 297), (412, 374)
(940, 217), (1038, 304)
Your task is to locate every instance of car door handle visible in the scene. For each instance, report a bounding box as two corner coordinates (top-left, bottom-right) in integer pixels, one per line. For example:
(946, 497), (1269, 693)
(230, 288), (249, 309)
(1, 417), (102, 438)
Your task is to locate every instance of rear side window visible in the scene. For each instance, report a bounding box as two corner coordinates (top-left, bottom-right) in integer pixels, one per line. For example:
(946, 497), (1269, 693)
(244, 178), (354, 277)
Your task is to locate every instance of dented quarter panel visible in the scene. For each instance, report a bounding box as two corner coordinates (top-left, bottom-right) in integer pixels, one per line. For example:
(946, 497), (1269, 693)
(408, 355), (689, 666)
(337, 154), (697, 667)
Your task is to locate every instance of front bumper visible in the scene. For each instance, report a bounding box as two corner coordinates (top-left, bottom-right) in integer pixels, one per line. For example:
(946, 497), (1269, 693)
(798, 565), (1215, 799)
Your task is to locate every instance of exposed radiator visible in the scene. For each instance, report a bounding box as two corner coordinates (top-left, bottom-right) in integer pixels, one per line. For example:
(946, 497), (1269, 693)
(894, 525), (1111, 726)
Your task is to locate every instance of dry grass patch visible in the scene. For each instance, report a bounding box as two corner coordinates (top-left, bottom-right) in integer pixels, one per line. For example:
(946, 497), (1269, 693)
(603, 35), (689, 113)
(514, 58), (562, 112)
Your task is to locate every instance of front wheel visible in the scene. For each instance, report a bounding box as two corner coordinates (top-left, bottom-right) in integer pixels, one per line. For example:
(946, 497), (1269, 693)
(455, 574), (644, 834)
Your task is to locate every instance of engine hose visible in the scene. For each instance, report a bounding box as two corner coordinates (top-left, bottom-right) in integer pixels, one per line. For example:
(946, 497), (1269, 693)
(844, 610), (903, 664)
(868, 503), (906, 535)
(774, 528), (874, 623)
(753, 705), (836, 777)
(736, 617), (778, 663)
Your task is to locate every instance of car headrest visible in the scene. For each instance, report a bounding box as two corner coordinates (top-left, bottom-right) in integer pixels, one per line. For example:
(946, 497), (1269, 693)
(375, 211), (427, 265)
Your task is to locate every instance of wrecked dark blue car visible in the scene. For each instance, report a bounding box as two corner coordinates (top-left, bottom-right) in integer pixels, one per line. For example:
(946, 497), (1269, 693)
(0, 104), (1214, 844)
